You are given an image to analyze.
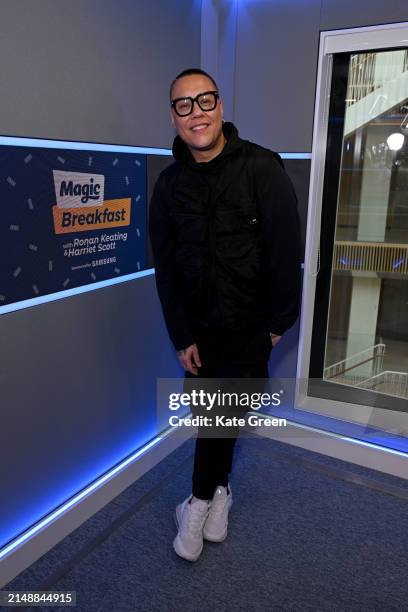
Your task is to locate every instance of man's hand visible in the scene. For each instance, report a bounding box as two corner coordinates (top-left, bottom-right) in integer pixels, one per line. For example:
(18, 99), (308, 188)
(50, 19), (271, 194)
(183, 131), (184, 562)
(177, 343), (202, 375)
(270, 333), (282, 348)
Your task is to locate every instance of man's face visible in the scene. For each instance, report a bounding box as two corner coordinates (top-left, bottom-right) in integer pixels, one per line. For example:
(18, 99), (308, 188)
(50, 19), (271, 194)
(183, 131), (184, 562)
(170, 74), (224, 159)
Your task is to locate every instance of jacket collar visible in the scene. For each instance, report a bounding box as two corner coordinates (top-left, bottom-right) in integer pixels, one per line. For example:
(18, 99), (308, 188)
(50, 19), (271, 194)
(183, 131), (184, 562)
(172, 122), (244, 170)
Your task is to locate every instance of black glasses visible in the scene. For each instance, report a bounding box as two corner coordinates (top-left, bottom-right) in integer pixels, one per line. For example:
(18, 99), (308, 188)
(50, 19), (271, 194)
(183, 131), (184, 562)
(171, 91), (219, 117)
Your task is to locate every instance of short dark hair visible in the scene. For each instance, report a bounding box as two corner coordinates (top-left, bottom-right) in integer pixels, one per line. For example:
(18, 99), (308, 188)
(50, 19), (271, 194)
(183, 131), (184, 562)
(169, 68), (219, 101)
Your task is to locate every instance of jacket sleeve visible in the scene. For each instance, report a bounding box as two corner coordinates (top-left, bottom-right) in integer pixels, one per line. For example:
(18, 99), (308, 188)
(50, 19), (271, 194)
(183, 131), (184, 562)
(148, 175), (195, 352)
(254, 151), (302, 336)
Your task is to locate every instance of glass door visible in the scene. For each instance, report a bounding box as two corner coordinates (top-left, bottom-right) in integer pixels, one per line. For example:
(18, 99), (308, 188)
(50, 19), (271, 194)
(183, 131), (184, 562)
(297, 23), (408, 440)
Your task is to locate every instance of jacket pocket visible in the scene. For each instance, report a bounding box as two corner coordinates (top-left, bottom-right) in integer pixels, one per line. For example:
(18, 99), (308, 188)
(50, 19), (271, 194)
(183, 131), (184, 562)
(170, 211), (207, 244)
(214, 201), (257, 236)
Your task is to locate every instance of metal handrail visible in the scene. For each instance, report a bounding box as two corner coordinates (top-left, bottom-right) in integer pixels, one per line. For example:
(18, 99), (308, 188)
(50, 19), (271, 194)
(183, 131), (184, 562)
(324, 344), (385, 380)
(356, 370), (408, 399)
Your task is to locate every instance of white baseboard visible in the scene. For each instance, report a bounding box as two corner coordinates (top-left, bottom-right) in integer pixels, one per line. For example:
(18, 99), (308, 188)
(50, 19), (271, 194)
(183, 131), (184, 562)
(250, 415), (408, 480)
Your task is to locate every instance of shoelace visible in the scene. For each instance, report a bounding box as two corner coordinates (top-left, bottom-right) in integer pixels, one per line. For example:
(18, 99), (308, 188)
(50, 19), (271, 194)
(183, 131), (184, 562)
(186, 504), (208, 535)
(209, 498), (227, 517)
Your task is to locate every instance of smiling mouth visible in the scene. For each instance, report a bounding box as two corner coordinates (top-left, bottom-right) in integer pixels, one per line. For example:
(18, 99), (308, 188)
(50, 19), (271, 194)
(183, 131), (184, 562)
(191, 124), (209, 132)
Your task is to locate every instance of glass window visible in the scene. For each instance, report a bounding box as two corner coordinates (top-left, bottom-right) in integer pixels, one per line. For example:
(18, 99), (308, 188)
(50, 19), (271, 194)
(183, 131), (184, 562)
(323, 49), (408, 401)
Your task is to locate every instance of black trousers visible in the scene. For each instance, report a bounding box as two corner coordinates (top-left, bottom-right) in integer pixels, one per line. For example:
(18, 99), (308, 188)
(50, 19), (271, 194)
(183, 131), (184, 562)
(185, 325), (272, 500)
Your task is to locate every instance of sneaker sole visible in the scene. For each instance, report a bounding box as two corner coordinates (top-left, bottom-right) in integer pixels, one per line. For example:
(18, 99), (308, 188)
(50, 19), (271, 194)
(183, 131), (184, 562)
(203, 528), (228, 542)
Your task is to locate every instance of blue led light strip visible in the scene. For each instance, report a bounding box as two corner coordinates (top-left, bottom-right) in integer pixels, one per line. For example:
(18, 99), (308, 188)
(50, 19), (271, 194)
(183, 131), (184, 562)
(0, 433), (166, 561)
(0, 269), (155, 315)
(0, 135), (173, 156)
(279, 153), (311, 159)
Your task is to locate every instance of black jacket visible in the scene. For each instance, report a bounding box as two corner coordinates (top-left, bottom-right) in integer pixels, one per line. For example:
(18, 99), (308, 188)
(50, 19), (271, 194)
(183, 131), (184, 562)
(149, 122), (302, 351)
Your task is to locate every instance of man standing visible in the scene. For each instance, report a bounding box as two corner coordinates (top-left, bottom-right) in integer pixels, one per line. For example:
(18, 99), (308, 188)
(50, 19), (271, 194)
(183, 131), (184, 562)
(149, 69), (302, 561)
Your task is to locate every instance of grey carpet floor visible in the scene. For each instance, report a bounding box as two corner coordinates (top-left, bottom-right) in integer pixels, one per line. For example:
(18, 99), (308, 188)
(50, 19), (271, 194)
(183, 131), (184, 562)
(4, 434), (408, 612)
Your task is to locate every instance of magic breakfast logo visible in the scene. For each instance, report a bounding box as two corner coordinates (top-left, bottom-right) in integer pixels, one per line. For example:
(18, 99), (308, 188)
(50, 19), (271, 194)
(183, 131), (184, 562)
(52, 170), (131, 235)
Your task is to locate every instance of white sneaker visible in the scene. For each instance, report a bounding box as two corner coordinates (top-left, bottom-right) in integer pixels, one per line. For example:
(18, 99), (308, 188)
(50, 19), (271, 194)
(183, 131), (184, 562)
(203, 485), (233, 542)
(173, 495), (210, 561)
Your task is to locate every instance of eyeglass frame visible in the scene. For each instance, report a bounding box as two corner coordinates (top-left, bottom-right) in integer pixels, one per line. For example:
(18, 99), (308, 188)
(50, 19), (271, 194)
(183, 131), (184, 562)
(170, 90), (220, 117)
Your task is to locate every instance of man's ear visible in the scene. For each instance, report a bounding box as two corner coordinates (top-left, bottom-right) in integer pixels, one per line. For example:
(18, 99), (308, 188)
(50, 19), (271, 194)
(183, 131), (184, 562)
(170, 111), (175, 128)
